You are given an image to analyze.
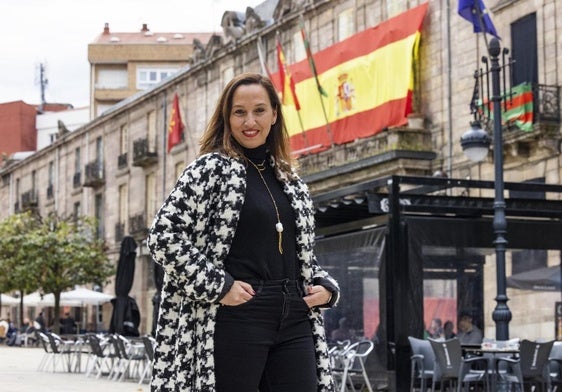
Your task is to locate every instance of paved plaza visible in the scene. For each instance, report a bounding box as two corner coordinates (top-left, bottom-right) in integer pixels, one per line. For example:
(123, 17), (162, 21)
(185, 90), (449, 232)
(0, 346), (149, 392)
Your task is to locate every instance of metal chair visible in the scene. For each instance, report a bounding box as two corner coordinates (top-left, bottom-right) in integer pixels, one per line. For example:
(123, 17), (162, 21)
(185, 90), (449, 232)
(408, 336), (435, 391)
(85, 334), (118, 378)
(429, 337), (489, 392)
(110, 334), (146, 382)
(495, 339), (554, 392)
(138, 335), (156, 384)
(549, 341), (562, 392)
(332, 339), (374, 392)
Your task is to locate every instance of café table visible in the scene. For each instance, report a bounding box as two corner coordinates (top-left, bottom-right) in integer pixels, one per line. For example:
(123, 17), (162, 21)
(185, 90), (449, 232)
(462, 344), (519, 391)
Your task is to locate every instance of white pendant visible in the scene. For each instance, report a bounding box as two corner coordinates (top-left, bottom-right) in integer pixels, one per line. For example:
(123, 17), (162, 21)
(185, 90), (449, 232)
(276, 222), (284, 233)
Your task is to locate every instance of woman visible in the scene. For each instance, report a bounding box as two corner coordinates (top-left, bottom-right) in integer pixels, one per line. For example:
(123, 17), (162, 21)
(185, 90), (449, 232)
(148, 72), (340, 392)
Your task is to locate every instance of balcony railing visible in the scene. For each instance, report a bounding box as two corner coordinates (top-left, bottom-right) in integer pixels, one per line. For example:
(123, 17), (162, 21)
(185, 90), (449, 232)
(129, 213), (148, 237)
(118, 152), (128, 170)
(534, 83), (560, 124)
(73, 172), (81, 188)
(132, 138), (158, 167)
(84, 160), (105, 188)
(21, 190), (38, 209)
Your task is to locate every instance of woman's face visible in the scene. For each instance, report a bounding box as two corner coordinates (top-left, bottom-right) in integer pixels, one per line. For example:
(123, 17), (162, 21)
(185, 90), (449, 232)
(229, 83), (277, 149)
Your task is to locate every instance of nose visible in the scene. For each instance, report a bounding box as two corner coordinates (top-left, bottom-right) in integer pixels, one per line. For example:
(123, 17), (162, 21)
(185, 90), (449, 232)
(244, 114), (257, 126)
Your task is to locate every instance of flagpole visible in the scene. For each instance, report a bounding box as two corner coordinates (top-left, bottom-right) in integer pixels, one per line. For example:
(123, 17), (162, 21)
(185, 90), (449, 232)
(275, 32), (310, 149)
(299, 15), (334, 148)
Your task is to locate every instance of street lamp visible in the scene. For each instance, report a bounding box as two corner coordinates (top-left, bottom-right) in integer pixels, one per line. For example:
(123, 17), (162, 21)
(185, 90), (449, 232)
(460, 37), (512, 341)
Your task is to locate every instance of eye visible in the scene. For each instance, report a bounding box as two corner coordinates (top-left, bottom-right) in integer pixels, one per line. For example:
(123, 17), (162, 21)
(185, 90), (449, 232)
(232, 109), (246, 116)
(254, 107), (266, 115)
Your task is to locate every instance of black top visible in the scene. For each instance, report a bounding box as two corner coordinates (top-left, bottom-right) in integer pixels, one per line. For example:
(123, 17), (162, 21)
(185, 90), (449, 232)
(224, 145), (298, 281)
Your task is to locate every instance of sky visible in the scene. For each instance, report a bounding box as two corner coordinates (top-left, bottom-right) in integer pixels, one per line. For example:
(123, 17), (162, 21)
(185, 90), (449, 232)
(0, 0), (264, 108)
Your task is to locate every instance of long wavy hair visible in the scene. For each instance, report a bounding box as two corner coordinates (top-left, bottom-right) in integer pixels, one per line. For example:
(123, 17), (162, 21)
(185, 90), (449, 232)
(199, 72), (294, 174)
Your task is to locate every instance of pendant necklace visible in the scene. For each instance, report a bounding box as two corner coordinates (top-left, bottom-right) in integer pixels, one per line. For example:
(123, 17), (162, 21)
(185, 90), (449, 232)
(247, 158), (284, 254)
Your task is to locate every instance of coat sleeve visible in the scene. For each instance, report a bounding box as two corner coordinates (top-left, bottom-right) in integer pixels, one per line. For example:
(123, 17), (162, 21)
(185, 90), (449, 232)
(147, 153), (240, 303)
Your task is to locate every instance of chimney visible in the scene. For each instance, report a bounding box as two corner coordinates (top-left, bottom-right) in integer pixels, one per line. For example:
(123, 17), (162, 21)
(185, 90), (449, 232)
(141, 24), (149, 32)
(103, 23), (110, 35)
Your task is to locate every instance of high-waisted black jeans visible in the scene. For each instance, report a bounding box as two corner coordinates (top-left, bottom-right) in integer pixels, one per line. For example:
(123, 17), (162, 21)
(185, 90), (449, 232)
(214, 278), (318, 392)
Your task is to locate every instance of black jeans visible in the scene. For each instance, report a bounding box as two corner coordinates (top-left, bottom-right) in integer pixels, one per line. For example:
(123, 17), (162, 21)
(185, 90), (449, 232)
(214, 279), (318, 392)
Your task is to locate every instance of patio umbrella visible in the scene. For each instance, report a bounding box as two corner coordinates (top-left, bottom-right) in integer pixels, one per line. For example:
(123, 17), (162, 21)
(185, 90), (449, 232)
(61, 287), (113, 305)
(23, 292), (82, 307)
(507, 265), (562, 291)
(109, 236), (140, 336)
(1, 293), (19, 306)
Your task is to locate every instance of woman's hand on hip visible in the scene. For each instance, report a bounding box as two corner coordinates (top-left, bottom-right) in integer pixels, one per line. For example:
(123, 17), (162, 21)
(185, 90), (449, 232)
(303, 285), (332, 308)
(219, 280), (255, 306)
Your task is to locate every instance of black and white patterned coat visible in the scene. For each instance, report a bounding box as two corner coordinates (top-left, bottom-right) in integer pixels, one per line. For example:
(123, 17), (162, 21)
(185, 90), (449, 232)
(147, 152), (339, 392)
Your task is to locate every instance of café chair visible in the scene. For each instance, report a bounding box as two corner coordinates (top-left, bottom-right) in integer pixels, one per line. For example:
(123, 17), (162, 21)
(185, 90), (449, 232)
(331, 339), (374, 392)
(549, 341), (562, 392)
(429, 337), (489, 392)
(408, 336), (435, 391)
(495, 339), (554, 392)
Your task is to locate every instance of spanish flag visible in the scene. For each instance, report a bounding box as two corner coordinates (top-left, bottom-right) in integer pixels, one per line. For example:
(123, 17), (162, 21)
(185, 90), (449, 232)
(274, 3), (428, 153)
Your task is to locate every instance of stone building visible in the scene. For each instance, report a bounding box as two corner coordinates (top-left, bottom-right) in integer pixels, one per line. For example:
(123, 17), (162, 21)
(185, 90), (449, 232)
(0, 0), (561, 389)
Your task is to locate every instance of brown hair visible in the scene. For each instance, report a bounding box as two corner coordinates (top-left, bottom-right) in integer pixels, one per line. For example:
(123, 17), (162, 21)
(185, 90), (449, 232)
(199, 72), (294, 174)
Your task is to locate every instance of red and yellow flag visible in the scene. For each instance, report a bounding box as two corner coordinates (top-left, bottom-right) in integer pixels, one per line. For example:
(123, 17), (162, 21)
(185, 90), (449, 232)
(167, 93), (184, 152)
(276, 39), (301, 110)
(274, 3), (428, 154)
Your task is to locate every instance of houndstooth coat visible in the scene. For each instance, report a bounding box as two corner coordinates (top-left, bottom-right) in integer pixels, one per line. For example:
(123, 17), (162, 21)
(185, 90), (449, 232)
(147, 152), (339, 392)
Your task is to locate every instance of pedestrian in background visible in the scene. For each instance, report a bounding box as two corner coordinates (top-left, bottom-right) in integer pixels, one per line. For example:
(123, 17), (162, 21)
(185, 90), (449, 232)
(148, 72), (340, 392)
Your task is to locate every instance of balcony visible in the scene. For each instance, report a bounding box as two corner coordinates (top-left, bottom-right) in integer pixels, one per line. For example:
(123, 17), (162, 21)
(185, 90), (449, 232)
(132, 138), (158, 167)
(73, 172), (81, 189)
(83, 160), (105, 188)
(115, 222), (125, 243)
(498, 83), (561, 159)
(129, 213), (148, 238)
(298, 126), (436, 195)
(21, 190), (38, 210)
(118, 152), (128, 170)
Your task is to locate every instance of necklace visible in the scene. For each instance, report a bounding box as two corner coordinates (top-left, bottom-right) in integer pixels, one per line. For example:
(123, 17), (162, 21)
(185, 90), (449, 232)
(247, 159), (284, 254)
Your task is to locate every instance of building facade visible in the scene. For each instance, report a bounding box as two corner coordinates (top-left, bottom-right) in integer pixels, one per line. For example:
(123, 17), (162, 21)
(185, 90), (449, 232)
(0, 0), (561, 389)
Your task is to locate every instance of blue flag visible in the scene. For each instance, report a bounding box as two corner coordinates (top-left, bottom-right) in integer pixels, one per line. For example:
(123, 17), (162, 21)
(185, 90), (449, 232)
(458, 0), (500, 39)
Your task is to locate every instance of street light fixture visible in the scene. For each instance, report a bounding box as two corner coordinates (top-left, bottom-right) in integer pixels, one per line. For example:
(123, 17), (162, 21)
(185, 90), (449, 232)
(460, 37), (513, 341)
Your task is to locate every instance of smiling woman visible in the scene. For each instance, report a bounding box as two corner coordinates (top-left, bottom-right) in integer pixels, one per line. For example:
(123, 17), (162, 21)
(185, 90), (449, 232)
(147, 72), (340, 391)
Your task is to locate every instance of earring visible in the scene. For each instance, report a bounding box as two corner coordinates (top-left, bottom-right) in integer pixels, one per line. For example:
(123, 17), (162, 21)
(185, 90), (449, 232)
(272, 121), (276, 125)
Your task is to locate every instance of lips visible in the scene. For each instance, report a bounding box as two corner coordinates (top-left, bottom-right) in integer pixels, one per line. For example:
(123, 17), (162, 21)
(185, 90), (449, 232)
(242, 129), (259, 137)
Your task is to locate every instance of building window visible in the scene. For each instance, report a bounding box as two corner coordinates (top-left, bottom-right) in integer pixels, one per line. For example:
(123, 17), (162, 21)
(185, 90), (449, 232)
(95, 193), (104, 239)
(96, 68), (128, 89)
(293, 31), (305, 62)
(511, 13), (538, 85)
(338, 8), (355, 41)
(147, 110), (157, 151)
(75, 147), (81, 173)
(73, 201), (81, 221)
(119, 184), (128, 227)
(146, 173), (157, 224)
(96, 136), (103, 165)
(137, 68), (179, 90)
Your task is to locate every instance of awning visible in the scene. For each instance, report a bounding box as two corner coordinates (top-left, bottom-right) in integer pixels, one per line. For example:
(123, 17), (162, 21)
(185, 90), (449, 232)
(507, 265), (562, 291)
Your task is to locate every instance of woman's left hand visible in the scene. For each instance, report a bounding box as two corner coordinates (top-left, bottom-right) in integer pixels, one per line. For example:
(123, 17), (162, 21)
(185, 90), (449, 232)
(303, 285), (332, 308)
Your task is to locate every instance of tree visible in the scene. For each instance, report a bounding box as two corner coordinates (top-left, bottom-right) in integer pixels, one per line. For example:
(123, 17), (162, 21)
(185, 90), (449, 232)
(0, 212), (42, 325)
(0, 211), (114, 331)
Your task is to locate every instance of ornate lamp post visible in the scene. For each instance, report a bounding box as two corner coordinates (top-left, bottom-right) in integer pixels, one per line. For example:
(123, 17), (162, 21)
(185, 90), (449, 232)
(460, 37), (512, 340)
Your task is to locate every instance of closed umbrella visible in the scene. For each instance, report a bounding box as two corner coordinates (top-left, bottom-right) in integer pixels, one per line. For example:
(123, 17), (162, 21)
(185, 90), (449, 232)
(109, 236), (140, 336)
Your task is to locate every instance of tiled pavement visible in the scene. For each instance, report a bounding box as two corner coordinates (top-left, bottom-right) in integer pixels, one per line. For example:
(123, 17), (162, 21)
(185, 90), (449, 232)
(0, 346), (149, 392)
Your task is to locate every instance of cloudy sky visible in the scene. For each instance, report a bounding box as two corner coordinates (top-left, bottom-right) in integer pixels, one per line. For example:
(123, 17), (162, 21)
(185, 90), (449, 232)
(0, 0), (264, 107)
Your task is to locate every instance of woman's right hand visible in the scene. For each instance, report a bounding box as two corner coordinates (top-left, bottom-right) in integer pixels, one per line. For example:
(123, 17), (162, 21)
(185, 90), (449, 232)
(219, 281), (255, 306)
